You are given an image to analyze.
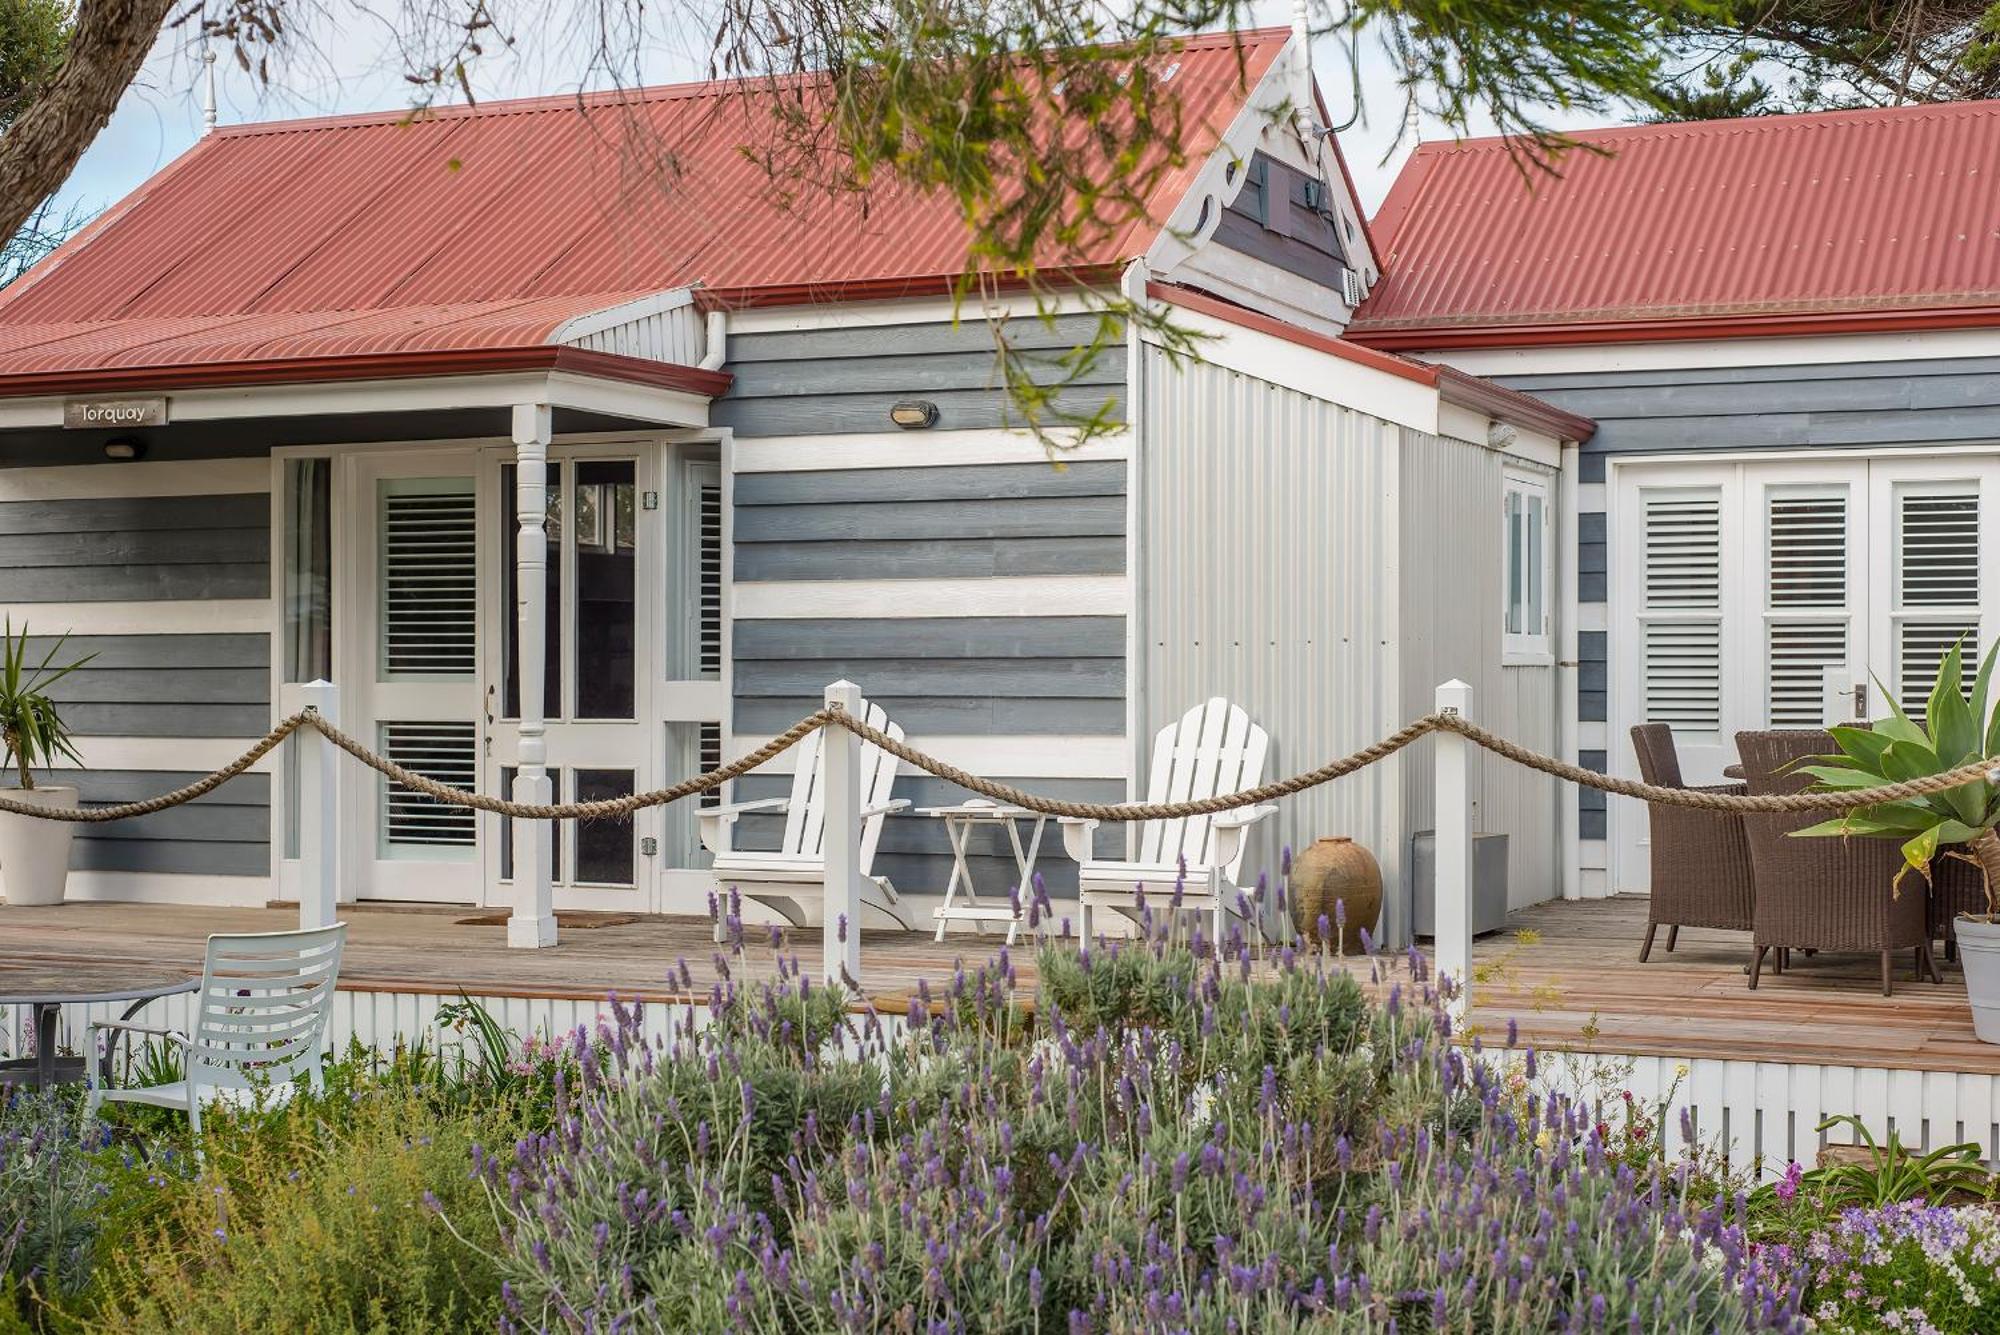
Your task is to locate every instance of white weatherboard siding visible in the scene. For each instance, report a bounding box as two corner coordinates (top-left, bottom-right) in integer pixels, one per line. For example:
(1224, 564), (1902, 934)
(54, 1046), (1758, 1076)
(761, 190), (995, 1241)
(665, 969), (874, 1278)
(0, 601), (271, 636)
(733, 576), (1128, 620)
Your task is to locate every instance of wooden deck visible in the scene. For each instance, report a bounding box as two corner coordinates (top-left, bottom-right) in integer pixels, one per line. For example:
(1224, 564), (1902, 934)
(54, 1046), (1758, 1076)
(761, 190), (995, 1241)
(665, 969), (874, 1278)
(5, 895), (1998, 1075)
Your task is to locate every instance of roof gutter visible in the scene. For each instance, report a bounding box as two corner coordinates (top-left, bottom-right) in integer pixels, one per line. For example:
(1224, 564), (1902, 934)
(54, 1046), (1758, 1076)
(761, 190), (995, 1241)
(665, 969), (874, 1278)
(1433, 365), (1595, 443)
(1349, 303), (2000, 352)
(0, 344), (734, 401)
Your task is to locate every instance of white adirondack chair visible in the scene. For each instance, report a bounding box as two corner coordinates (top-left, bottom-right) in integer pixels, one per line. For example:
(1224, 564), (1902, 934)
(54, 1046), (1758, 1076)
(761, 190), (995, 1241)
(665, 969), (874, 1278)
(1063, 698), (1278, 943)
(86, 923), (346, 1137)
(701, 695), (913, 934)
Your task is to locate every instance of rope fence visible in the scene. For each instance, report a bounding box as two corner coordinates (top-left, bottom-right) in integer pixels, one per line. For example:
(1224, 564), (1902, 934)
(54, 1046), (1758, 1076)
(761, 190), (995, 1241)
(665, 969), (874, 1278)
(0, 705), (1993, 825)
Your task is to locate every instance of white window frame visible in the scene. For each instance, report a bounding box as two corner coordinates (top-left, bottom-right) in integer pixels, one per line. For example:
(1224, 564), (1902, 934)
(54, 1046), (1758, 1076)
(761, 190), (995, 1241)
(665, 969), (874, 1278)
(1502, 469), (1554, 666)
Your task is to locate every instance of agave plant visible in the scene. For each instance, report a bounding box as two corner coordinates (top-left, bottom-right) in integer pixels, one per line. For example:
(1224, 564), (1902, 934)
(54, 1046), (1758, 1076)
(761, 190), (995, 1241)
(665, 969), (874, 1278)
(1792, 640), (2000, 919)
(0, 619), (92, 791)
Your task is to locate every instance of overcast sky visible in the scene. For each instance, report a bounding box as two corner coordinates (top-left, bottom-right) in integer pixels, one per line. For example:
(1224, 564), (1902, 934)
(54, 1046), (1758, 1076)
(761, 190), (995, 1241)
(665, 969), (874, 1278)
(47, 5), (1612, 228)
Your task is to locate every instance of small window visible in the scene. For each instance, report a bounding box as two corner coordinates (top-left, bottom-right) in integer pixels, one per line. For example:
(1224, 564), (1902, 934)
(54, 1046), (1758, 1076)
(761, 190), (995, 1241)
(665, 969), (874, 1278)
(1502, 472), (1552, 665)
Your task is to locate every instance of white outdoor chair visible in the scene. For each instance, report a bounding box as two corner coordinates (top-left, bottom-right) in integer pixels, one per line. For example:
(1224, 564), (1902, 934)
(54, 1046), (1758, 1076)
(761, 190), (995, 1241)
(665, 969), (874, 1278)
(1063, 698), (1278, 944)
(86, 923), (346, 1137)
(701, 695), (913, 935)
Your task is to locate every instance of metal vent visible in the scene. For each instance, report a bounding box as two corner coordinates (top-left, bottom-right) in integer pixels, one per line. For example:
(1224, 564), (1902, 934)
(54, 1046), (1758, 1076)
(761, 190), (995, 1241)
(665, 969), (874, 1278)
(379, 482), (476, 677)
(379, 722), (477, 850)
(697, 479), (723, 679)
(698, 721), (722, 809)
(1340, 267), (1368, 308)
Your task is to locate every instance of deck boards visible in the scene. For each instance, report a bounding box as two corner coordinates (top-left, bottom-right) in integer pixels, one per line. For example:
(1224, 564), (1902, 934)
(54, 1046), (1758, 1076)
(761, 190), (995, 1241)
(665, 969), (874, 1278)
(5, 895), (1998, 1075)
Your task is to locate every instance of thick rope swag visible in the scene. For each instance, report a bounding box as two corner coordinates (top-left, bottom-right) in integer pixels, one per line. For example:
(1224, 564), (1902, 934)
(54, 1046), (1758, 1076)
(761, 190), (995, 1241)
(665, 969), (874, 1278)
(0, 707), (1994, 824)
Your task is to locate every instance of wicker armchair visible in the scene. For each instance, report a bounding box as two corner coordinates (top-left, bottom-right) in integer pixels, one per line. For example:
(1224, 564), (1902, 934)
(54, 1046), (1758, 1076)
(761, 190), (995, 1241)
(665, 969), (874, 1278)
(1629, 724), (1755, 961)
(1736, 730), (1939, 996)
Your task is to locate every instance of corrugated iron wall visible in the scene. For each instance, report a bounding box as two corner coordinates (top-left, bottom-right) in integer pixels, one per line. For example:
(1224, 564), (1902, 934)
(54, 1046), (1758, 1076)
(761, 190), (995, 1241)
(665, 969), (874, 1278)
(1397, 428), (1560, 917)
(1137, 347), (1405, 924)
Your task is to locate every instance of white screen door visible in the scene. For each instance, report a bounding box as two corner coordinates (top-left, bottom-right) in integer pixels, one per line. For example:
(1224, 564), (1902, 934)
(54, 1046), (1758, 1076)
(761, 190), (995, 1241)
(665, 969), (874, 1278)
(1610, 452), (2000, 891)
(483, 445), (657, 911)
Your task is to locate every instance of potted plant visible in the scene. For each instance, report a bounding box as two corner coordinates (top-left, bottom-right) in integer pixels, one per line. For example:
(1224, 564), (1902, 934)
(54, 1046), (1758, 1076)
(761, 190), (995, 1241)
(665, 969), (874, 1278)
(1792, 640), (2000, 1040)
(0, 620), (93, 906)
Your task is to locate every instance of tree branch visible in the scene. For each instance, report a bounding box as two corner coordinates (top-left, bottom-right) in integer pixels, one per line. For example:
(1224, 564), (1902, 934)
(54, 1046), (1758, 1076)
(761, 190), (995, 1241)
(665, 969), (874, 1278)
(0, 0), (176, 243)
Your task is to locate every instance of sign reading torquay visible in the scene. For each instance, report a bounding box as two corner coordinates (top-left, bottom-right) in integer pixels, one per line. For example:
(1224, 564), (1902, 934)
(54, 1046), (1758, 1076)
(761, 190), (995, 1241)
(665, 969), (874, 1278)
(63, 396), (167, 430)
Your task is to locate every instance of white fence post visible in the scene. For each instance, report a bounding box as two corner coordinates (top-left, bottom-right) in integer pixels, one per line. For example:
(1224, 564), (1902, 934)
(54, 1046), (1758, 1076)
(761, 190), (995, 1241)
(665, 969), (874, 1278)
(296, 680), (340, 931)
(509, 402), (557, 950)
(1434, 679), (1474, 1015)
(822, 680), (864, 990)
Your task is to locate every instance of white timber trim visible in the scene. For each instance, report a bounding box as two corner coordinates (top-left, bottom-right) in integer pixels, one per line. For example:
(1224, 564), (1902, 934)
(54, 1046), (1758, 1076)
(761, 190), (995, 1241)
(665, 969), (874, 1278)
(747, 733), (1129, 781)
(0, 370), (710, 431)
(546, 288), (698, 344)
(1427, 327), (2000, 378)
(0, 599), (271, 635)
(48, 736), (277, 773)
(58, 870), (274, 907)
(1143, 307), (1438, 434)
(0, 456), (268, 500)
(730, 429), (1128, 473)
(733, 575), (1129, 620)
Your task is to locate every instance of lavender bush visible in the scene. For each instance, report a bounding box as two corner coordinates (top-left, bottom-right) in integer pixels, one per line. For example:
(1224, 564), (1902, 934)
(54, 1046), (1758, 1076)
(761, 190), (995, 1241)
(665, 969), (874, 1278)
(462, 915), (1805, 1333)
(0, 1088), (112, 1302)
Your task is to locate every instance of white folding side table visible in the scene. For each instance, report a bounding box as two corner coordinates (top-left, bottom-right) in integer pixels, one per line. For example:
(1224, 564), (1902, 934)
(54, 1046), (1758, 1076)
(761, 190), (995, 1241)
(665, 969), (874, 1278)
(919, 799), (1048, 944)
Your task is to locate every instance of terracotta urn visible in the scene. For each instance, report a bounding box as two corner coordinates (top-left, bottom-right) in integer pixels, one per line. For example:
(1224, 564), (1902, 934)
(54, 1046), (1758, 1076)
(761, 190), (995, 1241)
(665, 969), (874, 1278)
(1289, 836), (1382, 954)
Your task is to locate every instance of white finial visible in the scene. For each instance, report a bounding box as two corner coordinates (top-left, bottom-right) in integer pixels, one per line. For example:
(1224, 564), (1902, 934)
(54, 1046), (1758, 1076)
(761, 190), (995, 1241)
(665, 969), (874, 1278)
(1291, 0), (1310, 46)
(201, 46), (218, 133)
(1405, 94), (1422, 146)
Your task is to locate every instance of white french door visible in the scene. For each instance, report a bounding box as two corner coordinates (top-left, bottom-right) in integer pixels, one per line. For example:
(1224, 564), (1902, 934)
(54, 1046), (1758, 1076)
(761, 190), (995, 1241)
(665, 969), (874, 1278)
(347, 452), (485, 903)
(1610, 451), (2000, 890)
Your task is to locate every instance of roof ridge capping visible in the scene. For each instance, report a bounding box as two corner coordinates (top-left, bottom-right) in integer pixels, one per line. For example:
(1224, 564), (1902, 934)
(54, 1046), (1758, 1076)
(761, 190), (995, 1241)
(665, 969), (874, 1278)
(1406, 96), (2000, 156)
(216, 25), (1295, 139)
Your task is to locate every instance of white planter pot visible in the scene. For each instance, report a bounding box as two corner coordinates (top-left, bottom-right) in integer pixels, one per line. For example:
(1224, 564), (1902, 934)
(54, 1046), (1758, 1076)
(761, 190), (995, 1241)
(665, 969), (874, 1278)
(0, 785), (79, 907)
(1957, 914), (2000, 1045)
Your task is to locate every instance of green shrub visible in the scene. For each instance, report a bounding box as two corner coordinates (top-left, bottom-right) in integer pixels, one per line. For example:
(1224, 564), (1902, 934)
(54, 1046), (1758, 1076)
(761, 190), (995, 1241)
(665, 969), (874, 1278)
(84, 1082), (512, 1334)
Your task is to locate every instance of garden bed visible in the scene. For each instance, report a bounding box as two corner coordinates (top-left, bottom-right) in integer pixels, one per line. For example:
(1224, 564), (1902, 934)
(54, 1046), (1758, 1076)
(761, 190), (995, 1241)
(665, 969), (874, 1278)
(3, 924), (1996, 1333)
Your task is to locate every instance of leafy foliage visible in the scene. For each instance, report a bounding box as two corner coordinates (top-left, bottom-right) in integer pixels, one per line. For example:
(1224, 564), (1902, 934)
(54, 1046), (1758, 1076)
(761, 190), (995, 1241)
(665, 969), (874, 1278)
(1752, 1115), (1993, 1215)
(0, 0), (66, 129)
(0, 1089), (112, 1304)
(1655, 0), (2000, 114)
(0, 619), (92, 791)
(1791, 639), (2000, 910)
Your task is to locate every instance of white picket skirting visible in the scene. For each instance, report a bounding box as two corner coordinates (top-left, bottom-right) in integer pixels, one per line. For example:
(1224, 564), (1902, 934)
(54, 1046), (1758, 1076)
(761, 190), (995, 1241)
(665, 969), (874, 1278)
(9, 988), (1997, 1179)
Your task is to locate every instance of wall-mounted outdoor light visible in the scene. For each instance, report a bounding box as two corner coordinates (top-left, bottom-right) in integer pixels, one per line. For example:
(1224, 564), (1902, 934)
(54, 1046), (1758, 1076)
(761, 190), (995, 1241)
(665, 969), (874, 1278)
(889, 400), (939, 430)
(102, 436), (147, 461)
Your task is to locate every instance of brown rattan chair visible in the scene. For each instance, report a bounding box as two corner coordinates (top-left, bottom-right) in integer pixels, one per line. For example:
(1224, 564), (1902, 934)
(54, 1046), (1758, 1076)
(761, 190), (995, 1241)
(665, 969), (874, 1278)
(1630, 724), (1755, 961)
(1736, 730), (1939, 997)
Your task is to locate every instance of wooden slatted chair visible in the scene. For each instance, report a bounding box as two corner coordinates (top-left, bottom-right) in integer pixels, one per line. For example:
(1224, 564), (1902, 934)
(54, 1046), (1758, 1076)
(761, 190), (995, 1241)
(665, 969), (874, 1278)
(86, 924), (346, 1137)
(1063, 698), (1278, 943)
(701, 695), (913, 935)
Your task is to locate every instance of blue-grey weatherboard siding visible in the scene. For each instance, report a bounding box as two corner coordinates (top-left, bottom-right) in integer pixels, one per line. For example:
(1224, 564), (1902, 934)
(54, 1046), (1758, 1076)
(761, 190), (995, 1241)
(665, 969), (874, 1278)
(719, 315), (1132, 897)
(712, 314), (1126, 438)
(1577, 750), (1608, 841)
(69, 770), (271, 876)
(0, 493), (269, 602)
(1496, 355), (2000, 484)
(0, 483), (277, 879)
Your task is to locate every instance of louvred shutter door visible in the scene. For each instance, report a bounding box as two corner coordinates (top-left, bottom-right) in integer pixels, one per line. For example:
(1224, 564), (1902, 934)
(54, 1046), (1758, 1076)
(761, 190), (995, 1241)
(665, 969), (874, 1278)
(1895, 488), (1981, 717)
(1765, 491), (1851, 727)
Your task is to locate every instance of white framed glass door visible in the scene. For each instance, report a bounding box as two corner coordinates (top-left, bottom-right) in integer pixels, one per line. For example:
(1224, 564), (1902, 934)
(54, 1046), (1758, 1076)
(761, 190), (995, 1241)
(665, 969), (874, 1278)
(1610, 450), (2000, 891)
(346, 451), (485, 903)
(482, 445), (657, 911)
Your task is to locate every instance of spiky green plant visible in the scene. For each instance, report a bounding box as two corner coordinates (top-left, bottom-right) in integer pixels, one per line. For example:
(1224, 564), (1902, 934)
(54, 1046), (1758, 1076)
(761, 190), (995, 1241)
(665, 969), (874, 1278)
(1792, 640), (2000, 918)
(0, 618), (91, 791)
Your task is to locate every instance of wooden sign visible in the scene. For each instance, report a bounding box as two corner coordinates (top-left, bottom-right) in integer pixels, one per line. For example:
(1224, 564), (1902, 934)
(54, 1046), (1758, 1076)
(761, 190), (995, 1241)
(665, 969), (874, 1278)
(63, 396), (167, 430)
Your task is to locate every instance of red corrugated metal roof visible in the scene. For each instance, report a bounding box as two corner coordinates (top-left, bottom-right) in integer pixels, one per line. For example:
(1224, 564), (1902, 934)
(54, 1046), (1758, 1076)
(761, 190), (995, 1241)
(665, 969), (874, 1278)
(0, 30), (1287, 388)
(1351, 101), (2000, 349)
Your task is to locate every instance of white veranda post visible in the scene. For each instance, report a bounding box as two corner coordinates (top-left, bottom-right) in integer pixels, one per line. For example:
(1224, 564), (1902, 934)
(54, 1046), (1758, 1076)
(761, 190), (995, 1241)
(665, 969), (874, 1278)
(1433, 680), (1473, 1014)
(294, 680), (340, 931)
(822, 680), (865, 988)
(509, 403), (557, 949)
